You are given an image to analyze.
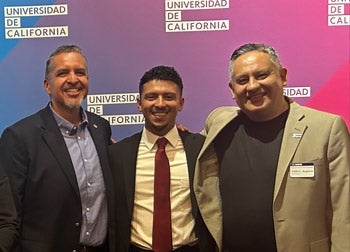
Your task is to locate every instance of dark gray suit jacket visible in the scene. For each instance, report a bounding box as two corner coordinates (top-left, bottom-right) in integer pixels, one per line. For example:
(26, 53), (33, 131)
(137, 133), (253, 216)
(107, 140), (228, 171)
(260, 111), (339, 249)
(109, 131), (215, 252)
(0, 163), (18, 252)
(0, 105), (115, 252)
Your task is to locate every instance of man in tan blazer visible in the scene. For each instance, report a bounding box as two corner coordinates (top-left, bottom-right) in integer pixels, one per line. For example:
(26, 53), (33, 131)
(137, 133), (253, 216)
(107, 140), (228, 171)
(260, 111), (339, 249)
(194, 43), (350, 252)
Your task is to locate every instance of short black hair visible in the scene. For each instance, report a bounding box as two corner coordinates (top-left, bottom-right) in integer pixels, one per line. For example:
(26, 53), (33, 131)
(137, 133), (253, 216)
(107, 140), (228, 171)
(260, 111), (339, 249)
(139, 65), (183, 95)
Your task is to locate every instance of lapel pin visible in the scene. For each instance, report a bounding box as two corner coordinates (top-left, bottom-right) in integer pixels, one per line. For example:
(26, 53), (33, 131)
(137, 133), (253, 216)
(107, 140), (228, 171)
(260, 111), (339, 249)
(93, 124), (98, 129)
(292, 133), (302, 138)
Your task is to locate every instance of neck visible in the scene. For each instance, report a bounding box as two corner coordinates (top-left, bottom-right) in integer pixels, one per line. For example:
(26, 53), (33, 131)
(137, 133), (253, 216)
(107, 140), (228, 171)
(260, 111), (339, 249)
(246, 98), (290, 122)
(51, 103), (82, 125)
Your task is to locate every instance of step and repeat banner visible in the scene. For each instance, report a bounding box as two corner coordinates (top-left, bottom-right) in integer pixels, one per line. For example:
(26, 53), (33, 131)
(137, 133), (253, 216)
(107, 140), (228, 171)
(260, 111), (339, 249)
(1, 0), (349, 140)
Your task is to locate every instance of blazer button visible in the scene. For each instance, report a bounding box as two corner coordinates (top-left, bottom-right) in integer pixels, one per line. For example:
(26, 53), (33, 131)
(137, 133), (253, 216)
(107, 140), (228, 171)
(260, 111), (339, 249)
(75, 222), (80, 227)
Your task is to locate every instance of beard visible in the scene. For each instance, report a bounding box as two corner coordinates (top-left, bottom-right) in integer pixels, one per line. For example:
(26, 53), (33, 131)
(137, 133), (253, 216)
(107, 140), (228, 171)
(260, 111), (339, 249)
(64, 96), (84, 110)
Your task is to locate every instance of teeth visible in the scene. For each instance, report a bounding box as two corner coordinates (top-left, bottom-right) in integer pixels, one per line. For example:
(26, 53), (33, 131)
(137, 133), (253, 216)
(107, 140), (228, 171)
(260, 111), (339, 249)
(249, 93), (263, 99)
(153, 112), (167, 116)
(66, 88), (80, 92)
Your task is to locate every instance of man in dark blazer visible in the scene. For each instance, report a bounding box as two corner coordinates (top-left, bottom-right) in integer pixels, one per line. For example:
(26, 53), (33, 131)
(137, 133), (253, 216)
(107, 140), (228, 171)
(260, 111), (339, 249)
(109, 66), (216, 252)
(0, 45), (115, 252)
(0, 163), (18, 252)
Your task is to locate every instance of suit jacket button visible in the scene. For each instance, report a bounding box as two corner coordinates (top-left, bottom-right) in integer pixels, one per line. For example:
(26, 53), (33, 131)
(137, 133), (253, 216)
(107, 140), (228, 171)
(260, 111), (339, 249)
(75, 222), (80, 227)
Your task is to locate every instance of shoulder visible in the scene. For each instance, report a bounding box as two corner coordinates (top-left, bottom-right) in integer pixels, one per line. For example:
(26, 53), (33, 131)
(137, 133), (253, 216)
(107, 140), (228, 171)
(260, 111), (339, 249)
(118, 132), (142, 144)
(290, 102), (346, 127)
(179, 131), (205, 152)
(109, 132), (142, 151)
(208, 106), (239, 116)
(1, 108), (47, 137)
(86, 110), (110, 127)
(180, 131), (205, 142)
(203, 106), (240, 134)
(206, 106), (239, 121)
(288, 102), (349, 141)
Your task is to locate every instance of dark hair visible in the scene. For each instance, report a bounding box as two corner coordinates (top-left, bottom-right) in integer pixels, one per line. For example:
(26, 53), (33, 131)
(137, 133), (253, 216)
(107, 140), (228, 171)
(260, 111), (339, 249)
(139, 65), (183, 95)
(229, 43), (282, 82)
(45, 45), (88, 79)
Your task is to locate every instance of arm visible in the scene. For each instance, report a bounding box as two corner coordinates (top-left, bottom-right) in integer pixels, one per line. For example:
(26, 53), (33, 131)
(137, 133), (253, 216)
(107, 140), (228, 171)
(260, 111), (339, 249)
(328, 117), (350, 252)
(200, 108), (217, 137)
(0, 127), (29, 224)
(0, 163), (18, 251)
(200, 106), (238, 137)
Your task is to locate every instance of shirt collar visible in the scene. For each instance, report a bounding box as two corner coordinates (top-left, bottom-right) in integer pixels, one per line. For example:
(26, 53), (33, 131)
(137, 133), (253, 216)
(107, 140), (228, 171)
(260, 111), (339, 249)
(49, 103), (89, 136)
(141, 125), (179, 150)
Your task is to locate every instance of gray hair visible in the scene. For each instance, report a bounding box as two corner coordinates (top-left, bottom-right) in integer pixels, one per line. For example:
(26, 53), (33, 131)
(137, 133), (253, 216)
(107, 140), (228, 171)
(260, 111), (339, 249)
(45, 45), (88, 79)
(229, 43), (282, 82)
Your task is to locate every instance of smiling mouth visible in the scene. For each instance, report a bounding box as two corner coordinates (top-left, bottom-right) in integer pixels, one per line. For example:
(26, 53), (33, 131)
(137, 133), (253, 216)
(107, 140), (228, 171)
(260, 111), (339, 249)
(152, 111), (168, 118)
(64, 87), (83, 93)
(248, 92), (265, 99)
(247, 93), (267, 105)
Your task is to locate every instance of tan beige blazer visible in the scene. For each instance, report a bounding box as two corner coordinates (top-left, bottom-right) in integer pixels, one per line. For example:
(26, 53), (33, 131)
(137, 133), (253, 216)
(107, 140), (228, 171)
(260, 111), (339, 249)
(194, 100), (350, 252)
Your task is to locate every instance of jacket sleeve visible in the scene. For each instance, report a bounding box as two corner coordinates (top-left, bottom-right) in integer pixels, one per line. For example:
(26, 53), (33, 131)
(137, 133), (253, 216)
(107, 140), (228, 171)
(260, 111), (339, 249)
(0, 127), (28, 222)
(328, 117), (350, 252)
(0, 154), (18, 251)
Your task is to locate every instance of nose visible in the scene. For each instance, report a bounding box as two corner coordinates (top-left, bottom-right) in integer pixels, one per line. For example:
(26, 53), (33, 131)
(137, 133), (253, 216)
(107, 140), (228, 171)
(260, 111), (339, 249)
(247, 77), (259, 90)
(66, 72), (79, 83)
(155, 96), (166, 107)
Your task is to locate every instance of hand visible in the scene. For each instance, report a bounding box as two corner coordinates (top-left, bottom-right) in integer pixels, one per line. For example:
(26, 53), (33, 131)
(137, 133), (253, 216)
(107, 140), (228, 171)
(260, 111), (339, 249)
(176, 123), (189, 132)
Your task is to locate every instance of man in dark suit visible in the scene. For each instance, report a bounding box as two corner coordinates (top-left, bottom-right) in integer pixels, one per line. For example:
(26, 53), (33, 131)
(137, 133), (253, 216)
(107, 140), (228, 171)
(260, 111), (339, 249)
(109, 66), (216, 252)
(0, 45), (115, 252)
(0, 164), (18, 252)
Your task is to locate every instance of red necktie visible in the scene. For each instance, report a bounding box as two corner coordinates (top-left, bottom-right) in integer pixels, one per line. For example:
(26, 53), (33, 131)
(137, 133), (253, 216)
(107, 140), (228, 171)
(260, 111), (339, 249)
(152, 137), (172, 252)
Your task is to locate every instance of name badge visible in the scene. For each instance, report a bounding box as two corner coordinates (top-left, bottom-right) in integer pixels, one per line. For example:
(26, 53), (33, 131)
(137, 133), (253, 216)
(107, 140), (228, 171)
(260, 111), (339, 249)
(290, 163), (315, 178)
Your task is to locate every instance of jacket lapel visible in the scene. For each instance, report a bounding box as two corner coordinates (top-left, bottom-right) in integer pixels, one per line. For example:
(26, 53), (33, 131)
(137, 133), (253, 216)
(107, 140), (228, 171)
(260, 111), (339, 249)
(180, 132), (195, 184)
(274, 102), (307, 201)
(39, 106), (80, 197)
(179, 132), (204, 218)
(199, 107), (239, 160)
(124, 133), (142, 219)
(87, 117), (115, 207)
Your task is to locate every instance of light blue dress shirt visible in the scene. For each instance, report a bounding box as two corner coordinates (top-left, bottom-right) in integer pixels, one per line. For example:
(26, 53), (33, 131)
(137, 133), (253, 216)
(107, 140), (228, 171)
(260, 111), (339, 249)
(51, 105), (107, 246)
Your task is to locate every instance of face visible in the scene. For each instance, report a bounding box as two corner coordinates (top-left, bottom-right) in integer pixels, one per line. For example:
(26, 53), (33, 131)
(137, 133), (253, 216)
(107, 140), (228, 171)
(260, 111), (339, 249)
(44, 52), (88, 115)
(137, 80), (184, 136)
(229, 50), (288, 121)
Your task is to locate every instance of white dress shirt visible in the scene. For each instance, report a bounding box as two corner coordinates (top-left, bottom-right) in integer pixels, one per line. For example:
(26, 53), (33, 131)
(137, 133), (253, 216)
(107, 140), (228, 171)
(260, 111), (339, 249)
(130, 126), (197, 249)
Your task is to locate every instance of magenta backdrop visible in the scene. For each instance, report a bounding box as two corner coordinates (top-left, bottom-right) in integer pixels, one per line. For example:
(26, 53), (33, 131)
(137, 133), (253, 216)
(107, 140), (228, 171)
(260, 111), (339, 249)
(1, 0), (349, 140)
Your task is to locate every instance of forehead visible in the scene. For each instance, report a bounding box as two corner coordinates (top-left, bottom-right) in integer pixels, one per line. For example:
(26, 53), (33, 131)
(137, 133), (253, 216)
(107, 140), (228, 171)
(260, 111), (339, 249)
(233, 51), (273, 71)
(51, 52), (86, 68)
(142, 79), (180, 94)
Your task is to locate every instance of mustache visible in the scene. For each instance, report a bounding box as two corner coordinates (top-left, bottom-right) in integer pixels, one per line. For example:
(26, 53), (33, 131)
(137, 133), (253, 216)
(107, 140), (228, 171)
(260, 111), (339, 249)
(247, 91), (266, 99)
(62, 83), (84, 91)
(151, 108), (169, 113)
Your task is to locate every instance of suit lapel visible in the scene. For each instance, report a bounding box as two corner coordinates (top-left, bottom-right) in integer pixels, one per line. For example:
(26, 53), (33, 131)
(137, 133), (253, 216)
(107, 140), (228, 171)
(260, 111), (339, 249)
(180, 132), (195, 184)
(87, 117), (115, 205)
(199, 108), (239, 160)
(87, 118), (110, 180)
(39, 106), (80, 197)
(180, 132), (205, 218)
(124, 133), (142, 219)
(274, 103), (307, 201)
